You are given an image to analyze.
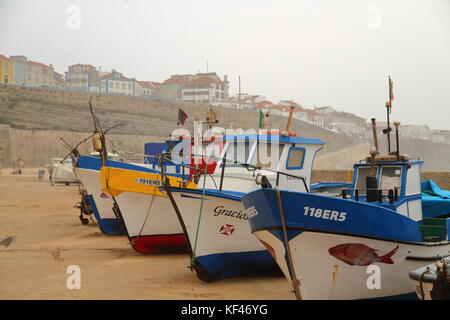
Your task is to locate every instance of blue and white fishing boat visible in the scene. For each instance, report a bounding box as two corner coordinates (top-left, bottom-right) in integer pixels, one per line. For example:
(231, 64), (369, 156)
(242, 147), (450, 299)
(166, 132), (325, 281)
(73, 144), (170, 236)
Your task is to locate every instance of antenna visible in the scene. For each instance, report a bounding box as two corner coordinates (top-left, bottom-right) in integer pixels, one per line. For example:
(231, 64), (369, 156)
(371, 118), (379, 154)
(238, 76), (241, 109)
(383, 76), (394, 154)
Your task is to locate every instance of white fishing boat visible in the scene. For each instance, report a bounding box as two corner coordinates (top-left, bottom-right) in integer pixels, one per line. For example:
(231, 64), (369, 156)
(242, 107), (450, 300)
(48, 158), (77, 185)
(166, 132), (325, 281)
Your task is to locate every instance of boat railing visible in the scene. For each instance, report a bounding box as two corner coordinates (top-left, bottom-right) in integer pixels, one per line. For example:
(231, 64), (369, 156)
(341, 187), (401, 204)
(275, 171), (310, 193)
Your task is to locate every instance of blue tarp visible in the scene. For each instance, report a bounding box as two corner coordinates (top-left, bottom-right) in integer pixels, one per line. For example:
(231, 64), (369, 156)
(421, 180), (450, 218)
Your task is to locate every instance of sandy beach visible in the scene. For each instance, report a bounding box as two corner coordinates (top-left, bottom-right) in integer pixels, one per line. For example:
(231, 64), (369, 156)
(0, 169), (292, 300)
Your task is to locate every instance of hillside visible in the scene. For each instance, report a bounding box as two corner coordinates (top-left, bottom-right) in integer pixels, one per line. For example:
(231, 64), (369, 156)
(0, 84), (363, 167)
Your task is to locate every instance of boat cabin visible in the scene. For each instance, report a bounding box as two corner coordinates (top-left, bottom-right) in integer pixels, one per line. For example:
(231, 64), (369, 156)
(205, 133), (325, 194)
(348, 154), (424, 221)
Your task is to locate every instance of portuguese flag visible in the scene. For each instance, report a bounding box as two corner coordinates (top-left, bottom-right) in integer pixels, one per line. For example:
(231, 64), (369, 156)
(389, 76), (394, 102)
(177, 108), (188, 126)
(259, 109), (264, 129)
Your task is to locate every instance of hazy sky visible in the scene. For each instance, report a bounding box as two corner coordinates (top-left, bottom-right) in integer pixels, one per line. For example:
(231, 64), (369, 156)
(1, 0), (449, 129)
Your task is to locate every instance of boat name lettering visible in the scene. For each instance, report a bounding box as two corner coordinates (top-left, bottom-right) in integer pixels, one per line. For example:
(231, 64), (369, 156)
(135, 178), (162, 186)
(213, 206), (248, 220)
(303, 206), (347, 222)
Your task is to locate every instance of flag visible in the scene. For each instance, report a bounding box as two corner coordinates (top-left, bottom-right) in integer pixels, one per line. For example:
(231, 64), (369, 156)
(177, 108), (188, 126)
(389, 76), (394, 102)
(259, 109), (264, 129)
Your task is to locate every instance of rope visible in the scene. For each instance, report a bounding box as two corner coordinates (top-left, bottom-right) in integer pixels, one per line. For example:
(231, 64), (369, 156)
(419, 267), (430, 300)
(135, 184), (157, 241)
(275, 187), (302, 300)
(189, 162), (209, 269)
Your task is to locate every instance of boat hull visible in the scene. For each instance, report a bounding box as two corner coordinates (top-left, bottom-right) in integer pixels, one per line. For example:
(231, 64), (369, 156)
(74, 167), (124, 235)
(113, 191), (187, 254)
(243, 188), (450, 299)
(171, 189), (279, 281)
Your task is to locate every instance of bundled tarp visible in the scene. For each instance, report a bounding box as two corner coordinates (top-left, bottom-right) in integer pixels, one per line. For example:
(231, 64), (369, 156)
(421, 180), (450, 218)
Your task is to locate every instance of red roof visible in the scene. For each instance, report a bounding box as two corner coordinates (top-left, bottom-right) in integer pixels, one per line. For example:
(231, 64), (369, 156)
(0, 54), (11, 60)
(268, 105), (303, 112)
(186, 76), (219, 85)
(28, 60), (53, 69)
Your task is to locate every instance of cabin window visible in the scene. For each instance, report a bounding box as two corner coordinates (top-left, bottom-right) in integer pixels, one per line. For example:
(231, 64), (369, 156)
(379, 166), (402, 192)
(222, 141), (253, 167)
(286, 147), (305, 170)
(250, 142), (284, 170)
(355, 167), (372, 194)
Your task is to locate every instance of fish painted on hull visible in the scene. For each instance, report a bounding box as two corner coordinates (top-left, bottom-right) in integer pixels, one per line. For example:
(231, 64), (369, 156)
(328, 243), (399, 266)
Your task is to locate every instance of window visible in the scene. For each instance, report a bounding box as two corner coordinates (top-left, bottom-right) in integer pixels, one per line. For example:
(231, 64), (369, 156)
(286, 147), (305, 170)
(379, 166), (402, 191)
(128, 83), (132, 90)
(121, 83), (126, 89)
(223, 141), (253, 167)
(115, 82), (119, 89)
(355, 167), (372, 194)
(250, 142), (284, 170)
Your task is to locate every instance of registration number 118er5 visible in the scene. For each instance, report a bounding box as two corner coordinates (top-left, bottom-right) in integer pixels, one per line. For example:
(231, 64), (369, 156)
(303, 206), (347, 222)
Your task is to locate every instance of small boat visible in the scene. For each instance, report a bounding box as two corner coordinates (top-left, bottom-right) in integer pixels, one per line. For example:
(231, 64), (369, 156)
(165, 132), (325, 281)
(47, 158), (77, 185)
(409, 257), (450, 300)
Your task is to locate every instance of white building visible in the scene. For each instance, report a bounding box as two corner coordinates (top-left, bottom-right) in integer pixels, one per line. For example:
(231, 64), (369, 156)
(181, 73), (229, 104)
(99, 70), (135, 96)
(65, 64), (99, 92)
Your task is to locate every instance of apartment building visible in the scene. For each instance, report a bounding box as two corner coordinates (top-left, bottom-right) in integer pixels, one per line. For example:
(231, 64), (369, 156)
(65, 64), (99, 92)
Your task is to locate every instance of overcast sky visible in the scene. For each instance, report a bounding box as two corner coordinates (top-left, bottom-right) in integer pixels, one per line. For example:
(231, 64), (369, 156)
(1, 0), (449, 129)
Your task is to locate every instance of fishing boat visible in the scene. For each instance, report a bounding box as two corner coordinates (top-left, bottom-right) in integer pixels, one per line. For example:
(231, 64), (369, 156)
(242, 118), (450, 299)
(73, 151), (156, 235)
(165, 131), (325, 281)
(47, 158), (78, 185)
(100, 139), (197, 253)
(409, 256), (450, 300)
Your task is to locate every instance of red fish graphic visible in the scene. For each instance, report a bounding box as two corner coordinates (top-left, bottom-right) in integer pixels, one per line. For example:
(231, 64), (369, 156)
(100, 192), (109, 199)
(328, 243), (399, 266)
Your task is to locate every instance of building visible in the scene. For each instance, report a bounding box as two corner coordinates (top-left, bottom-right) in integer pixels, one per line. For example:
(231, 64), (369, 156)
(315, 106), (366, 135)
(181, 73), (229, 104)
(53, 72), (65, 89)
(65, 64), (99, 92)
(10, 55), (27, 85)
(159, 72), (229, 102)
(26, 60), (56, 87)
(99, 70), (136, 96)
(158, 74), (192, 99)
(225, 94), (267, 109)
(0, 54), (14, 84)
(431, 130), (450, 144)
(399, 124), (432, 140)
(140, 81), (160, 97)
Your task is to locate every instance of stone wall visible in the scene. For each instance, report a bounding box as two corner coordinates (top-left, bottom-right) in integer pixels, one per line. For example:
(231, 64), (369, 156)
(0, 84), (363, 166)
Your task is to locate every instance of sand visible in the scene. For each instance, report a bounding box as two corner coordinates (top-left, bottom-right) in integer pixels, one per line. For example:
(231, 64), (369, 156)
(0, 168), (293, 300)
